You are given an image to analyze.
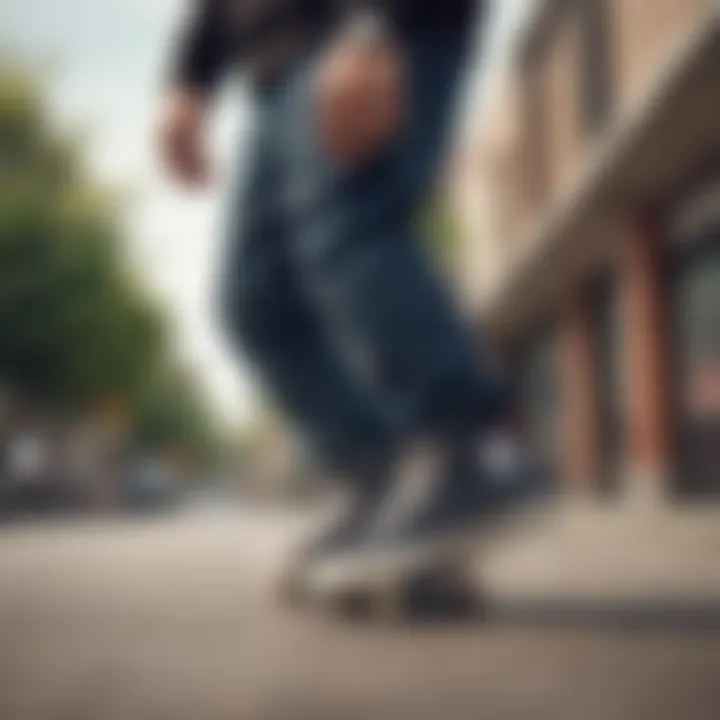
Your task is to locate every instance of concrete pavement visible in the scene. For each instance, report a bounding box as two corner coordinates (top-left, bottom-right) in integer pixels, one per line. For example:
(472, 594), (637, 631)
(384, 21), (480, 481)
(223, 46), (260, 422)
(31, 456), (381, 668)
(1, 505), (720, 719)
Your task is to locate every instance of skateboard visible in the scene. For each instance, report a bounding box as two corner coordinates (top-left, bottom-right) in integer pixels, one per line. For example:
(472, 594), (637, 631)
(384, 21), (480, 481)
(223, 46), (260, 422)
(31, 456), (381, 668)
(294, 540), (487, 621)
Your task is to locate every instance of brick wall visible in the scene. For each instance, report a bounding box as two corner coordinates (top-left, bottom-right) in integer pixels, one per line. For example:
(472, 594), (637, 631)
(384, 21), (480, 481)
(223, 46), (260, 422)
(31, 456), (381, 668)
(537, 4), (585, 200)
(454, 71), (523, 310)
(610, 0), (712, 116)
(500, 0), (713, 232)
(458, 0), (714, 298)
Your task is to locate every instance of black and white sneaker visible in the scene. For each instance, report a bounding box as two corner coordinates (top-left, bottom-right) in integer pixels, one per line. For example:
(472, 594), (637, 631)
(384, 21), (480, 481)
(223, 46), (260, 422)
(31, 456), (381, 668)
(277, 463), (393, 602)
(308, 435), (550, 586)
(295, 484), (389, 563)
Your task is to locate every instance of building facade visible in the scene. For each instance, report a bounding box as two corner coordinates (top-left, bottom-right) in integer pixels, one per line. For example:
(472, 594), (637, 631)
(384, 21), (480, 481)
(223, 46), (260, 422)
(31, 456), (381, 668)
(456, 0), (720, 500)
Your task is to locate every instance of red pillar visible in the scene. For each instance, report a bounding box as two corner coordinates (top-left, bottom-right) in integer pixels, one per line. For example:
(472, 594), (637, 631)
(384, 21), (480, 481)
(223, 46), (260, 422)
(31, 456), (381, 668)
(621, 213), (672, 495)
(561, 293), (598, 491)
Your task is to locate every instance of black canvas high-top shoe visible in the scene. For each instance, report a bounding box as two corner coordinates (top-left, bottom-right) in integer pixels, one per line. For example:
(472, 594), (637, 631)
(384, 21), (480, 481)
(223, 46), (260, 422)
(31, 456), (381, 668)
(277, 455), (394, 603)
(308, 433), (550, 585)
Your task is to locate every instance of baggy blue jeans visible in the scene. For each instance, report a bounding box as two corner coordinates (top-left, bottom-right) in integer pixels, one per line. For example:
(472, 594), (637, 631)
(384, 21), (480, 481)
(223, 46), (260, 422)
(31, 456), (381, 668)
(220, 24), (505, 475)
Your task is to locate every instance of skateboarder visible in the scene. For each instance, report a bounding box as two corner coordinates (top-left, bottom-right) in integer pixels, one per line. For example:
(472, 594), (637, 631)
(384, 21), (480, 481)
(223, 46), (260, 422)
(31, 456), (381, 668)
(159, 0), (533, 579)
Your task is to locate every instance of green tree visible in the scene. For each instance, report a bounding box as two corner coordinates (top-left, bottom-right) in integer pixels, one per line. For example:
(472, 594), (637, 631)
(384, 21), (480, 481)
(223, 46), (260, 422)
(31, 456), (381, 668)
(0, 65), (164, 404)
(0, 63), (222, 468)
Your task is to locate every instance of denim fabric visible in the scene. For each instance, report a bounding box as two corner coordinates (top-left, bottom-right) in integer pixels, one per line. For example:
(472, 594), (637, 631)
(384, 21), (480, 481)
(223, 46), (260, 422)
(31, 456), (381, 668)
(220, 26), (505, 475)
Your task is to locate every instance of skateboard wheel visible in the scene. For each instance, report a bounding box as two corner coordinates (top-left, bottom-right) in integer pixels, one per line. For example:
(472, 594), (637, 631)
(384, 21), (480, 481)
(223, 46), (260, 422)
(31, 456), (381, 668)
(316, 573), (486, 623)
(402, 568), (484, 619)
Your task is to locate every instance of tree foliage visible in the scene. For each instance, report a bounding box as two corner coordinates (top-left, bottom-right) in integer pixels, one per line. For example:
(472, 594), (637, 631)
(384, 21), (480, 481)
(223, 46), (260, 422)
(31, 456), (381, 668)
(0, 64), (221, 464)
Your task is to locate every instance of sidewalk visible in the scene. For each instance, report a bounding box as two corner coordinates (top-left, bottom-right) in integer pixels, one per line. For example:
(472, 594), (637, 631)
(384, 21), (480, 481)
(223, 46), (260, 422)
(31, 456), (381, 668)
(1, 504), (719, 720)
(480, 501), (720, 605)
(246, 497), (720, 607)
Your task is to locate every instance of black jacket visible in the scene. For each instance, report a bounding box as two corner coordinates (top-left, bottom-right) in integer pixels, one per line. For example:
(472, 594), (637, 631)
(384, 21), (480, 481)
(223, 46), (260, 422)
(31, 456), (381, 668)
(173, 0), (479, 91)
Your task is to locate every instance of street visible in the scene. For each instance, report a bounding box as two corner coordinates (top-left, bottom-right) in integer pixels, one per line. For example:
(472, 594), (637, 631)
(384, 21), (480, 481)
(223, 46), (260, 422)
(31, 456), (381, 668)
(1, 507), (720, 720)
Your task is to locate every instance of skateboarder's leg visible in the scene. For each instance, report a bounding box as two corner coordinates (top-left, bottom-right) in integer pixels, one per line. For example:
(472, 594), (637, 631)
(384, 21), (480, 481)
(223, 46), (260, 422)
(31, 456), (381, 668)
(219, 99), (398, 488)
(278, 28), (506, 446)
(270, 28), (548, 578)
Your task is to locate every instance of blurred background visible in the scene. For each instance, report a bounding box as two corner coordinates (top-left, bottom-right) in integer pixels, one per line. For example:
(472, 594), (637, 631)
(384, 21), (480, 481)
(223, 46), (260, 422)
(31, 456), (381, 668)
(453, 0), (720, 503)
(0, 1), (719, 719)
(0, 0), (321, 513)
(0, 0), (523, 513)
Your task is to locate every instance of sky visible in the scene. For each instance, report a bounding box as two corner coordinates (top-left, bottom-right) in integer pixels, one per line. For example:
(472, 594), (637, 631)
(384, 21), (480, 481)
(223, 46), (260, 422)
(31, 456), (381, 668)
(0, 0), (530, 428)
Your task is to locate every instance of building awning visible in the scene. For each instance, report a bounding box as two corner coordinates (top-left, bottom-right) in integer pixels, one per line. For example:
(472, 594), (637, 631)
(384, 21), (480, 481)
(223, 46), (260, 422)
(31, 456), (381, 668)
(489, 12), (720, 336)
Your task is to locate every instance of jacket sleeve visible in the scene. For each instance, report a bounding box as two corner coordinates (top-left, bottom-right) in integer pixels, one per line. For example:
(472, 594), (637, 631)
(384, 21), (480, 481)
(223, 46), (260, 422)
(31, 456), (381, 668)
(341, 0), (482, 32)
(171, 0), (232, 94)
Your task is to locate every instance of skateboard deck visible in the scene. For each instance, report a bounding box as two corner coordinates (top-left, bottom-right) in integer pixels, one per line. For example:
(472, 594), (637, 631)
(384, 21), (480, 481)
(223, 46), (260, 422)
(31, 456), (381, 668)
(298, 540), (486, 621)
(278, 499), (550, 620)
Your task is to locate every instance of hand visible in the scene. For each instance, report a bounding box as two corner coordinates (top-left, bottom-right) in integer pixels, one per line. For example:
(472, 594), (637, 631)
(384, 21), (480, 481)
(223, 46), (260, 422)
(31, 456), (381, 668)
(157, 90), (212, 188)
(314, 37), (406, 168)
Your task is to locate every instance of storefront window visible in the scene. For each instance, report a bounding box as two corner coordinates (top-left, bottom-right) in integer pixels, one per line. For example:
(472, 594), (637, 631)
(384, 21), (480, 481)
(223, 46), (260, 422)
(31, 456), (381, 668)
(516, 327), (561, 485)
(674, 237), (720, 496)
(589, 277), (624, 494)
